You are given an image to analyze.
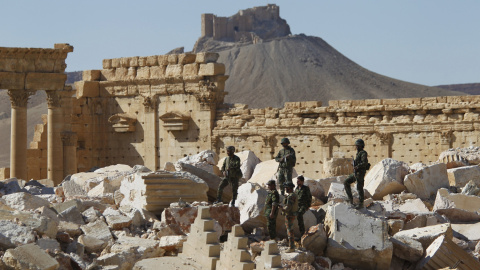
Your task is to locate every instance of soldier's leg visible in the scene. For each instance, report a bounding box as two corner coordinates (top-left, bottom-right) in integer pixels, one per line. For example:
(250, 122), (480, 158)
(297, 211), (305, 236)
(267, 217), (277, 239)
(231, 178), (239, 202)
(286, 167), (293, 185)
(217, 178), (229, 202)
(356, 175), (365, 203)
(286, 216), (295, 249)
(343, 174), (356, 202)
(277, 169), (286, 196)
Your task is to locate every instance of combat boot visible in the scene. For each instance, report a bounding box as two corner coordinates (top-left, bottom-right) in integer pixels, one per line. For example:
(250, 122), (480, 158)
(355, 201), (364, 209)
(230, 200), (236, 207)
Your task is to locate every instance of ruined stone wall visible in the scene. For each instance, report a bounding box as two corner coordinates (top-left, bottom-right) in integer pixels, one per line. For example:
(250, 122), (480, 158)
(213, 96), (480, 178)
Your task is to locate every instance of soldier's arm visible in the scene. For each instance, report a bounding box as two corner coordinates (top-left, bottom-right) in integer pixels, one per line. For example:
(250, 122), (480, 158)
(289, 149), (296, 164)
(271, 192), (279, 216)
(284, 195), (294, 213)
(221, 159), (226, 172)
(274, 150), (283, 162)
(230, 156), (241, 169)
(357, 152), (369, 170)
(306, 187), (312, 207)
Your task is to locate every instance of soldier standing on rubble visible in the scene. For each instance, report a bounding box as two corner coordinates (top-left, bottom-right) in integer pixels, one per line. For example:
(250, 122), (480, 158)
(264, 180), (280, 241)
(295, 176), (312, 236)
(275, 138), (296, 196)
(216, 146), (242, 207)
(279, 182), (298, 253)
(344, 139), (369, 209)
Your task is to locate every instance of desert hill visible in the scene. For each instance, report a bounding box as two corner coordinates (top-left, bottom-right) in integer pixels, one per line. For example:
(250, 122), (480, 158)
(436, 83), (480, 95)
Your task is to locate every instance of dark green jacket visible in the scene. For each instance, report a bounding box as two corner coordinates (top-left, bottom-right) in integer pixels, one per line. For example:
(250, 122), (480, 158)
(221, 155), (242, 179)
(275, 146), (296, 168)
(264, 190), (280, 217)
(295, 185), (312, 213)
(283, 192), (298, 216)
(354, 149), (369, 174)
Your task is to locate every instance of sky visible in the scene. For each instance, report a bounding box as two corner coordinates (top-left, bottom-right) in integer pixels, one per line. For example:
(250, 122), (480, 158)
(1, 0), (479, 86)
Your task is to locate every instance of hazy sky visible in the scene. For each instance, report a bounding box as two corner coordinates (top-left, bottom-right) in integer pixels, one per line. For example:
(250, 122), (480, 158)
(1, 0), (478, 86)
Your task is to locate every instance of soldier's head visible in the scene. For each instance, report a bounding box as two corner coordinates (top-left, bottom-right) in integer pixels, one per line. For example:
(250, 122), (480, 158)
(355, 139), (365, 150)
(266, 180), (276, 190)
(283, 182), (295, 193)
(226, 146), (235, 156)
(280, 138), (290, 148)
(296, 175), (304, 187)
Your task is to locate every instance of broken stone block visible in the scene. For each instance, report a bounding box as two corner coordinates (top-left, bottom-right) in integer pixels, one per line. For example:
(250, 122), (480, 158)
(105, 215), (132, 230)
(433, 188), (480, 222)
(2, 243), (59, 270)
(80, 219), (113, 243)
(0, 178), (22, 195)
(390, 235), (424, 262)
(163, 162), (175, 172)
(461, 180), (480, 196)
(248, 159), (298, 186)
(404, 163), (449, 199)
(447, 165), (480, 188)
(388, 219), (404, 236)
(96, 252), (135, 270)
(58, 206), (85, 225)
(393, 223), (453, 249)
(52, 199), (84, 214)
(78, 235), (107, 253)
(216, 225), (255, 270)
(118, 205), (158, 227)
(324, 203), (393, 270)
(255, 240), (282, 270)
(308, 176), (348, 202)
(111, 236), (165, 259)
(364, 158), (409, 200)
(327, 182), (369, 204)
(2, 192), (51, 211)
(322, 157), (353, 177)
(416, 235), (480, 269)
(158, 235), (187, 253)
(402, 212), (449, 231)
(451, 222), (480, 241)
(301, 224), (327, 256)
(0, 209), (58, 238)
(0, 220), (35, 249)
(36, 238), (60, 252)
(119, 170), (208, 215)
(177, 150), (219, 175)
(397, 198), (429, 214)
(409, 163), (427, 173)
(82, 207), (101, 223)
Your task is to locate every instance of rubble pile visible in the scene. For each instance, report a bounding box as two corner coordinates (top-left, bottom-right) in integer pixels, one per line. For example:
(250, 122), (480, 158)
(0, 148), (480, 269)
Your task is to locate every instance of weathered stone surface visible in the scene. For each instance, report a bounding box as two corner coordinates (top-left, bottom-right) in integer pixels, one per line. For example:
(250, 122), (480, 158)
(390, 235), (424, 262)
(280, 248), (315, 264)
(397, 198), (429, 214)
(307, 176), (347, 202)
(80, 219), (113, 243)
(78, 235), (106, 253)
(58, 205), (85, 225)
(58, 221), (82, 237)
(36, 238), (61, 252)
(216, 225), (254, 270)
(416, 235), (480, 269)
(105, 214), (133, 230)
(0, 209), (58, 238)
(326, 182), (368, 204)
(158, 235), (187, 252)
(324, 203), (393, 269)
(256, 240), (282, 270)
(451, 222), (480, 241)
(404, 163), (449, 199)
(402, 212), (449, 231)
(111, 236), (165, 259)
(364, 158), (409, 200)
(322, 157), (353, 177)
(461, 180), (480, 195)
(447, 165), (480, 188)
(393, 223), (453, 249)
(0, 220), (35, 248)
(301, 224), (327, 256)
(438, 147), (480, 168)
(237, 182), (269, 233)
(433, 188), (480, 222)
(96, 252), (135, 270)
(177, 150), (219, 175)
(1, 192), (51, 211)
(248, 159), (298, 186)
(82, 207), (101, 223)
(2, 243), (59, 270)
(163, 162), (175, 172)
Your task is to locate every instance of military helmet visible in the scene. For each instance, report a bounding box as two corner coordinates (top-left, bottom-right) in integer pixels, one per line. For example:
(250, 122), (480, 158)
(226, 146), (235, 152)
(267, 180), (276, 186)
(283, 182), (295, 188)
(355, 139), (365, 147)
(280, 138), (290, 144)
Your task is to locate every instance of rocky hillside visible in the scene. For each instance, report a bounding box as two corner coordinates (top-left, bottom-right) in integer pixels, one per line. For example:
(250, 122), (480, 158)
(437, 83), (480, 95)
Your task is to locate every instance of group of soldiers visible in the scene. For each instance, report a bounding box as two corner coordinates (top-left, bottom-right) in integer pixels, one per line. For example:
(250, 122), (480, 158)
(215, 137), (369, 252)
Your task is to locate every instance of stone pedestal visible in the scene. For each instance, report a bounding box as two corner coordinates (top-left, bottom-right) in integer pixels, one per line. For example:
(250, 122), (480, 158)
(256, 240), (282, 270)
(8, 90), (33, 181)
(216, 225), (255, 270)
(47, 91), (64, 184)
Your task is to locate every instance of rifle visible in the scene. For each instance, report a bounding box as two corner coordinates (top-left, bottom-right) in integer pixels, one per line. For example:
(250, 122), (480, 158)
(352, 156), (358, 182)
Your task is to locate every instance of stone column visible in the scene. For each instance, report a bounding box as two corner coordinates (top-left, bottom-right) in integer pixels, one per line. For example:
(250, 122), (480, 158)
(7, 90), (34, 180)
(61, 131), (77, 176)
(143, 96), (159, 171)
(377, 132), (392, 159)
(46, 91), (64, 184)
(318, 134), (332, 161)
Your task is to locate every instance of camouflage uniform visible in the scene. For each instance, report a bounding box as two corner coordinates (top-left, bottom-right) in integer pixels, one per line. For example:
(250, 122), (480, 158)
(217, 155), (242, 202)
(295, 184), (312, 236)
(344, 149), (369, 204)
(264, 189), (280, 239)
(283, 192), (298, 249)
(275, 146), (296, 194)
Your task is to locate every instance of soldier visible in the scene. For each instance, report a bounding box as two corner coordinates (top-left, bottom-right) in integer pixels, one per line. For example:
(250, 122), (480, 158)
(216, 146), (242, 207)
(344, 139), (369, 209)
(264, 180), (280, 241)
(279, 182), (298, 253)
(275, 138), (296, 195)
(295, 175), (312, 236)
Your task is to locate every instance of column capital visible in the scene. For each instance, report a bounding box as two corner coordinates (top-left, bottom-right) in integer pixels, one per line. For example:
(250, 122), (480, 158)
(7, 90), (35, 108)
(142, 96), (156, 112)
(46, 90), (62, 108)
(318, 134), (332, 146)
(376, 132), (392, 145)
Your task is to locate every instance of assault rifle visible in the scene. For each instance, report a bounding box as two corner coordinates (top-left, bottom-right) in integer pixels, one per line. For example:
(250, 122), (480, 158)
(352, 156), (358, 182)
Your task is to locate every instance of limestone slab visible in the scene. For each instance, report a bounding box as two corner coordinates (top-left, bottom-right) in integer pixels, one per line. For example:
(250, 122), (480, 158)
(433, 188), (480, 222)
(393, 223), (453, 249)
(404, 163), (449, 199)
(447, 165), (480, 188)
(364, 158), (409, 200)
(2, 243), (59, 270)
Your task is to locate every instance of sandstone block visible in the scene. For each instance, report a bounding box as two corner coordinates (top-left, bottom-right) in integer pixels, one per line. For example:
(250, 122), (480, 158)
(390, 235), (424, 262)
(461, 180), (480, 195)
(397, 198), (429, 214)
(2, 244), (59, 270)
(198, 63), (225, 76)
(195, 52), (219, 63)
(364, 158), (409, 200)
(433, 188), (480, 222)
(96, 252), (134, 270)
(178, 53), (196, 64)
(0, 210), (58, 238)
(301, 224), (327, 256)
(106, 215), (133, 230)
(36, 238), (60, 252)
(165, 64), (183, 77)
(451, 222), (480, 241)
(324, 203), (393, 270)
(158, 235), (187, 252)
(78, 235), (107, 253)
(82, 70), (101, 81)
(58, 221), (82, 237)
(256, 240), (282, 270)
(2, 192), (51, 211)
(111, 236), (164, 259)
(25, 72), (66, 90)
(174, 162), (227, 202)
(0, 72), (26, 89)
(322, 158), (353, 177)
(58, 205), (85, 225)
(0, 220), (35, 249)
(183, 63), (199, 76)
(404, 163), (449, 199)
(80, 219), (113, 243)
(393, 223), (453, 249)
(447, 165), (480, 188)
